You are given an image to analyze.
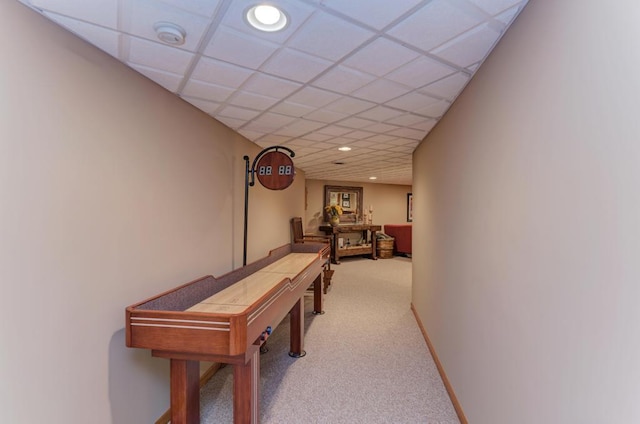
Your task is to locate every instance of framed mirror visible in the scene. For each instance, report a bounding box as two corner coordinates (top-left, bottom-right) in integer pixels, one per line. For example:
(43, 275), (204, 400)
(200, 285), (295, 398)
(324, 185), (363, 223)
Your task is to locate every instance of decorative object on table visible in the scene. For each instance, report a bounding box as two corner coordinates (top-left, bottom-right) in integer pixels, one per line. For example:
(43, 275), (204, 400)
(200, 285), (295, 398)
(324, 185), (363, 223)
(325, 204), (343, 227)
(376, 233), (395, 259)
(368, 204), (373, 224)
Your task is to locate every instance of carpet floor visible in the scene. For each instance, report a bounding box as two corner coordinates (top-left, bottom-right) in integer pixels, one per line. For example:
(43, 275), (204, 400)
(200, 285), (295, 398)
(199, 256), (460, 424)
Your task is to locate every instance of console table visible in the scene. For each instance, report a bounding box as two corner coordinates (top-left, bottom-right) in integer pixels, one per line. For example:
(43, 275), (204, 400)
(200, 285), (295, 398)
(319, 224), (381, 264)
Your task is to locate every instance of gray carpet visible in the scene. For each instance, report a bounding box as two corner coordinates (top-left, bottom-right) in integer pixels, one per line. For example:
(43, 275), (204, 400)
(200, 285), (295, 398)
(200, 256), (460, 424)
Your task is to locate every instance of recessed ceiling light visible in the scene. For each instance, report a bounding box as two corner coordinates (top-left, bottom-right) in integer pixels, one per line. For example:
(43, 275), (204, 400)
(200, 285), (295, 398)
(245, 4), (288, 32)
(154, 22), (186, 45)
(338, 146), (352, 151)
(333, 161), (345, 165)
(369, 176), (377, 180)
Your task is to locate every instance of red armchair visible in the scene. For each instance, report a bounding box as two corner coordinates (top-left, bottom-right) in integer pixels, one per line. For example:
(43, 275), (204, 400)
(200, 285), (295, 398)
(383, 224), (412, 256)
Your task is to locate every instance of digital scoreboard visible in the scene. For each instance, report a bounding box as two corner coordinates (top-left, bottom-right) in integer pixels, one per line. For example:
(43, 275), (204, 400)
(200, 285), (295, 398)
(255, 150), (295, 190)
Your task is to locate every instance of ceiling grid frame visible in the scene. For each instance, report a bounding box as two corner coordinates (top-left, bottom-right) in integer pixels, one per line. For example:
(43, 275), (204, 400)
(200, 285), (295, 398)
(18, 0), (529, 185)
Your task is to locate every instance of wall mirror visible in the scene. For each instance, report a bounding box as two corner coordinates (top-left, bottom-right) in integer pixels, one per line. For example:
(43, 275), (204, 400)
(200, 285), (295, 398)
(324, 185), (363, 223)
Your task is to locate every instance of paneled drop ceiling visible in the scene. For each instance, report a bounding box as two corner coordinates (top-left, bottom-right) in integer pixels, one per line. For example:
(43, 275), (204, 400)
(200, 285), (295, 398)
(18, 0), (528, 185)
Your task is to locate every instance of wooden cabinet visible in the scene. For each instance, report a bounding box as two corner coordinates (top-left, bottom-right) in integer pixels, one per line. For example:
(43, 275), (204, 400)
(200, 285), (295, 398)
(319, 224), (381, 264)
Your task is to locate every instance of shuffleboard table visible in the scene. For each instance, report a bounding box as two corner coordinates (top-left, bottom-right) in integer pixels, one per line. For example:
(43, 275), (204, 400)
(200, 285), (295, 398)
(125, 242), (330, 424)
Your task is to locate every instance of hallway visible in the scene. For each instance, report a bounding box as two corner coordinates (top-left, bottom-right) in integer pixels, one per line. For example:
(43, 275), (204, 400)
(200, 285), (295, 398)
(199, 256), (459, 423)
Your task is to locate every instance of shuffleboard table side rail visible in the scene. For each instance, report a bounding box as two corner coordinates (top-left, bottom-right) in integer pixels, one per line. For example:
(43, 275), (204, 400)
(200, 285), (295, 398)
(127, 244), (294, 312)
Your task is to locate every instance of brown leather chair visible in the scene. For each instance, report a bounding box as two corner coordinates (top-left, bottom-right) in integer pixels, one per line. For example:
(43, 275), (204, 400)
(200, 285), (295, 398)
(290, 217), (334, 293)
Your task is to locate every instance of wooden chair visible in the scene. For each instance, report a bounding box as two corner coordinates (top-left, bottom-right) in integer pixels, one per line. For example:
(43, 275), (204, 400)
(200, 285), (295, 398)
(290, 217), (334, 293)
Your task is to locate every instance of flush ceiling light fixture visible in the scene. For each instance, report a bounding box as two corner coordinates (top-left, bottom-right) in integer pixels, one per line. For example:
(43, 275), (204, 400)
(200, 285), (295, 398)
(245, 4), (288, 32)
(338, 146), (352, 151)
(154, 22), (186, 45)
(369, 176), (377, 180)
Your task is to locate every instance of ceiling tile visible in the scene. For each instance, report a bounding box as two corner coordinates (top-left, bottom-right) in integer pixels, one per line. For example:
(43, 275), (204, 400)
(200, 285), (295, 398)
(368, 148), (398, 155)
(386, 137), (420, 146)
(325, 97), (376, 114)
(323, 137), (357, 146)
(385, 113), (430, 127)
(386, 91), (442, 112)
(190, 57), (254, 88)
(217, 105), (262, 120)
(260, 48), (333, 83)
(243, 112), (296, 133)
(182, 96), (221, 115)
(181, 79), (235, 102)
(357, 106), (405, 122)
(157, 0), (222, 18)
(289, 146), (323, 156)
(466, 0), (524, 15)
(304, 109), (350, 124)
(320, 0), (423, 30)
(431, 23), (502, 68)
(414, 99), (451, 118)
(256, 134), (292, 144)
(337, 117), (377, 129)
(420, 72), (471, 100)
(284, 138), (324, 147)
(317, 126), (354, 136)
(127, 36), (195, 74)
(296, 132), (335, 142)
(386, 56), (457, 88)
(286, 11), (375, 61)
(343, 130), (378, 140)
(408, 118), (437, 132)
(352, 78), (412, 103)
(242, 73), (302, 98)
(226, 91), (280, 110)
(31, 0), (118, 27)
(345, 140), (378, 149)
(388, 0), (484, 51)
(42, 13), (120, 58)
(130, 64), (184, 92)
(386, 145), (416, 153)
(466, 63), (481, 72)
(203, 26), (280, 69)
(311, 65), (377, 95)
(342, 38), (420, 77)
(275, 120), (327, 137)
(286, 87), (342, 108)
(217, 115), (246, 129)
(496, 4), (524, 23)
(270, 101), (317, 118)
(363, 123), (402, 134)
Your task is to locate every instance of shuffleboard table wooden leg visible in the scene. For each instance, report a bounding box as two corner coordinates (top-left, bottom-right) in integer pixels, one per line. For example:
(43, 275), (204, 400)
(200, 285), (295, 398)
(313, 274), (325, 315)
(288, 297), (306, 358)
(233, 349), (260, 424)
(170, 359), (200, 424)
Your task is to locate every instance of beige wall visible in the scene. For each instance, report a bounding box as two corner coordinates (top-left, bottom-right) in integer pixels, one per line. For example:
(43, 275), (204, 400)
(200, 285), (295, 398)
(0, 2), (304, 423)
(412, 0), (640, 422)
(304, 179), (411, 234)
